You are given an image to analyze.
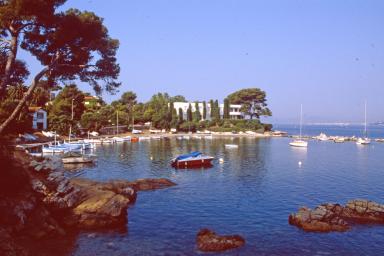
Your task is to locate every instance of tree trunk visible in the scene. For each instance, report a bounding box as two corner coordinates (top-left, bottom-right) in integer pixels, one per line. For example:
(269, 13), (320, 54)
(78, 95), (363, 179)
(0, 67), (49, 135)
(0, 33), (19, 98)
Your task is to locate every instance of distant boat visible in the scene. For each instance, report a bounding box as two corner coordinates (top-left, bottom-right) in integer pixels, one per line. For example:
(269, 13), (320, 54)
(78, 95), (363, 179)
(356, 101), (371, 145)
(290, 104), (308, 148)
(171, 151), (214, 168)
(334, 137), (345, 143)
(316, 133), (329, 141)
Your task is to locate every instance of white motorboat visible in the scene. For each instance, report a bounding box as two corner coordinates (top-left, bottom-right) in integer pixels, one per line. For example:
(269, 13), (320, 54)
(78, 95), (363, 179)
(112, 137), (125, 142)
(101, 138), (114, 144)
(225, 144), (239, 149)
(290, 104), (308, 148)
(317, 133), (329, 141)
(334, 137), (345, 143)
(42, 146), (68, 154)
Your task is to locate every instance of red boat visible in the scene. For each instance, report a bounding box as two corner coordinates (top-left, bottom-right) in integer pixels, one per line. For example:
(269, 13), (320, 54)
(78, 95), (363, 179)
(171, 151), (214, 168)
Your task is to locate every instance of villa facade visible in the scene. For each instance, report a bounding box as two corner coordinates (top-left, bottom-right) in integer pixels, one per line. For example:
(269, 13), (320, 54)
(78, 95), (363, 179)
(28, 107), (47, 130)
(173, 102), (243, 120)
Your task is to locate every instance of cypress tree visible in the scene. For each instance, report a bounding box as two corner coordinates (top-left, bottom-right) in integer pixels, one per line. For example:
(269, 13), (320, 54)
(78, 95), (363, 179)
(214, 100), (220, 120)
(187, 103), (193, 121)
(223, 98), (230, 119)
(178, 107), (184, 122)
(202, 101), (207, 120)
(209, 99), (214, 120)
(194, 102), (201, 121)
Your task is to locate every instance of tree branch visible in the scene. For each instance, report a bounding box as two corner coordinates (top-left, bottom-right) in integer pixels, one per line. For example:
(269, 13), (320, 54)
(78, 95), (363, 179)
(0, 67), (50, 135)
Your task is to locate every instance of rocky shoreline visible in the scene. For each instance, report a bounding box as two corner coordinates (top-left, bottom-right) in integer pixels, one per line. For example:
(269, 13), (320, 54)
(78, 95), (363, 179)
(0, 148), (176, 255)
(289, 200), (384, 232)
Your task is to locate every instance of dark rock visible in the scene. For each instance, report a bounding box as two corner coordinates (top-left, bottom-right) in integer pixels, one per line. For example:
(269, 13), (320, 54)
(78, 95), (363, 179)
(196, 228), (245, 252)
(289, 205), (349, 232)
(290, 200), (384, 232)
(342, 199), (384, 223)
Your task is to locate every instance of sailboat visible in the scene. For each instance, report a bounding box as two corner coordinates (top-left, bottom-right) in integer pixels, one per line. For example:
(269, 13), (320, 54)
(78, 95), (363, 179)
(356, 101), (371, 145)
(290, 104), (308, 147)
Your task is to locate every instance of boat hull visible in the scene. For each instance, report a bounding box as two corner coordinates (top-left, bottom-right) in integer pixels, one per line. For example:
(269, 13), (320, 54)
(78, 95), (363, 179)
(171, 158), (214, 168)
(289, 140), (308, 147)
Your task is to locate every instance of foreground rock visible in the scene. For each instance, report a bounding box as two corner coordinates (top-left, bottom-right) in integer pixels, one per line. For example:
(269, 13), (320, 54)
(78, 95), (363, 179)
(289, 199), (384, 232)
(196, 229), (245, 252)
(69, 178), (176, 229)
(1, 148), (177, 255)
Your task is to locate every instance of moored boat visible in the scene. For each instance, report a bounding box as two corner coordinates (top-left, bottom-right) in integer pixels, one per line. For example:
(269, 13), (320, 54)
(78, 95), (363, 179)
(289, 140), (308, 147)
(171, 151), (214, 168)
(225, 144), (239, 149)
(334, 137), (345, 143)
(290, 104), (308, 148)
(316, 133), (329, 141)
(356, 137), (371, 145)
(61, 152), (95, 164)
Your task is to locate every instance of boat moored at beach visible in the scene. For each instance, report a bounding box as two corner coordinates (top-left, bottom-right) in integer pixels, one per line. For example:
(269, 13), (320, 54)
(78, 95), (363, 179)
(171, 151), (214, 168)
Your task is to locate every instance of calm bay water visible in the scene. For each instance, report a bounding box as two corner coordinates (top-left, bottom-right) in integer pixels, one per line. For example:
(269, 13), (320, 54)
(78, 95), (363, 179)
(71, 134), (384, 255)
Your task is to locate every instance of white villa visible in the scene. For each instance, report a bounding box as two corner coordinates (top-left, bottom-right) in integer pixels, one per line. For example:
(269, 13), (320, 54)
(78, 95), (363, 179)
(28, 107), (47, 130)
(173, 102), (243, 120)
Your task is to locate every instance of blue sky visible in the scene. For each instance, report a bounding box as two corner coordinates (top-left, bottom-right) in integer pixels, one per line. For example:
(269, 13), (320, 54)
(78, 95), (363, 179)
(18, 0), (384, 123)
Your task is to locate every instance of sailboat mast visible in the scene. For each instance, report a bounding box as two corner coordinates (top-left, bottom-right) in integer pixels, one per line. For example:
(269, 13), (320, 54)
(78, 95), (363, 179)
(300, 104), (303, 139)
(116, 110), (119, 135)
(69, 99), (74, 144)
(364, 101), (367, 137)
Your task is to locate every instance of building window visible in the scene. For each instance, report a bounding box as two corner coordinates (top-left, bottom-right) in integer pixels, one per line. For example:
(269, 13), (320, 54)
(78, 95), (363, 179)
(37, 112), (44, 119)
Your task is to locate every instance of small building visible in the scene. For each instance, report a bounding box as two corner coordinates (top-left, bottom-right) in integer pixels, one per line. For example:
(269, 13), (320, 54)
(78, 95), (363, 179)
(28, 107), (47, 130)
(84, 95), (102, 108)
(172, 102), (243, 120)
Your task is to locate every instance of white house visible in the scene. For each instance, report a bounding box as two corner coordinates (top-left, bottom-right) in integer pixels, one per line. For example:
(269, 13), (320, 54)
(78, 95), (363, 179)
(173, 102), (243, 120)
(28, 107), (47, 130)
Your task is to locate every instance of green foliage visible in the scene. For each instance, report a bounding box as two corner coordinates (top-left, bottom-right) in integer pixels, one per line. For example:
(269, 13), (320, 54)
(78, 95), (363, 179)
(187, 103), (192, 122)
(223, 98), (230, 119)
(227, 88), (272, 119)
(193, 102), (201, 122)
(178, 121), (196, 132)
(47, 84), (84, 134)
(178, 108), (183, 123)
(202, 101), (207, 120)
(170, 95), (187, 102)
(0, 98), (31, 134)
(0, 52), (29, 86)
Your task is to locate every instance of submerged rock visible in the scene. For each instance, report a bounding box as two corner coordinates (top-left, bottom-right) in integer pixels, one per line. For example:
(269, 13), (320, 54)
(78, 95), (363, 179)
(196, 228), (245, 252)
(290, 200), (384, 232)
